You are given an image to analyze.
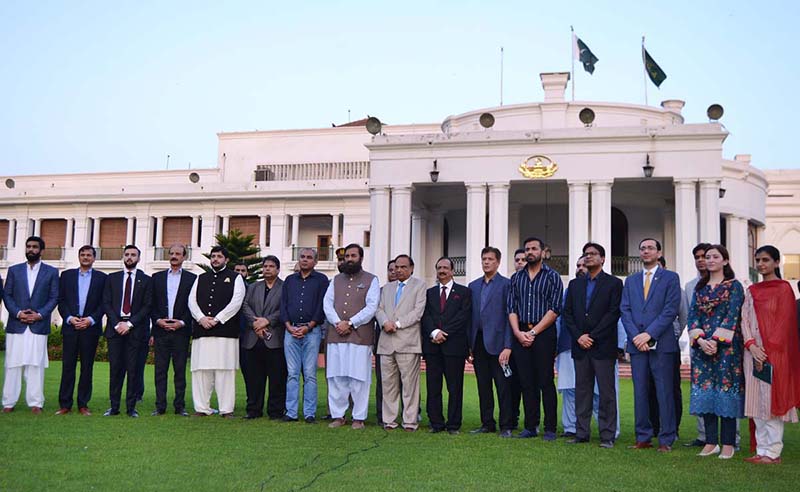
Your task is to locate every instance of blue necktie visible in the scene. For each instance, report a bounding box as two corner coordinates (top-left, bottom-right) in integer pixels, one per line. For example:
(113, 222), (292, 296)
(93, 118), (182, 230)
(394, 282), (405, 307)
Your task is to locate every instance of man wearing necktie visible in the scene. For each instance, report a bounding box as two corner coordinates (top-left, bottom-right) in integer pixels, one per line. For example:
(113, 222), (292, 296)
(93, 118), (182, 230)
(375, 255), (426, 431)
(621, 238), (682, 452)
(102, 245), (153, 417)
(421, 257), (472, 434)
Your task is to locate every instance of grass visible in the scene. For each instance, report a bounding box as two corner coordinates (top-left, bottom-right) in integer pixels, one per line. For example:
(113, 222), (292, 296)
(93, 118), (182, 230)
(0, 354), (797, 491)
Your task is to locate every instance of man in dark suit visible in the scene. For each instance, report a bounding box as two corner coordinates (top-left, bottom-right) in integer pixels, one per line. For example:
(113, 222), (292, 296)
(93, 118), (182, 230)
(468, 246), (513, 437)
(421, 256), (472, 434)
(150, 243), (195, 416)
(56, 245), (107, 416)
(241, 255), (286, 420)
(621, 238), (681, 452)
(102, 244), (153, 417)
(2, 236), (59, 413)
(563, 242), (623, 448)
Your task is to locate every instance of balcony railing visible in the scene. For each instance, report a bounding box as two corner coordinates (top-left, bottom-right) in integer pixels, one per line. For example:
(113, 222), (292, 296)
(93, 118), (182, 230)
(40, 247), (65, 261)
(97, 247), (125, 261)
(154, 247), (193, 261)
(291, 246), (335, 262)
(255, 161), (369, 182)
(451, 256), (466, 277)
(0, 245), (6, 261)
(611, 256), (644, 277)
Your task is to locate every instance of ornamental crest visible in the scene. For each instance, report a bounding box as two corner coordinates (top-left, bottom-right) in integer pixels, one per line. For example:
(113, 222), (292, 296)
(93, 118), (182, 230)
(518, 155), (558, 179)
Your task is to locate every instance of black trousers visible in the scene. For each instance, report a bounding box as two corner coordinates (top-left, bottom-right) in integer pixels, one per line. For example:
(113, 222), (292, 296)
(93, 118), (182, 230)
(107, 335), (142, 413)
(374, 353), (383, 422)
(134, 338), (149, 400)
(508, 353), (523, 428)
(575, 356), (617, 442)
(425, 352), (465, 431)
(58, 330), (100, 409)
(512, 330), (557, 433)
(153, 333), (190, 413)
(473, 331), (513, 431)
(703, 413), (736, 446)
(649, 351), (683, 437)
(244, 343), (288, 418)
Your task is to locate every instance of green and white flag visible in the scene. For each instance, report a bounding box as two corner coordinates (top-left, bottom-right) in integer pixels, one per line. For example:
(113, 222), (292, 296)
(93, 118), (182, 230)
(642, 47), (667, 87)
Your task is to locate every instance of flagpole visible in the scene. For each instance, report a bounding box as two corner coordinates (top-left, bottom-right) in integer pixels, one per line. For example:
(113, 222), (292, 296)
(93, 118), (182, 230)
(570, 26), (575, 101)
(500, 46), (504, 106)
(642, 36), (648, 106)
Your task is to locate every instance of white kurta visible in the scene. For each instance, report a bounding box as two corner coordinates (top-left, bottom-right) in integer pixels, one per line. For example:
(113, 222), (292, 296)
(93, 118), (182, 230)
(326, 343), (372, 382)
(5, 329), (49, 369)
(555, 351), (574, 390)
(190, 337), (239, 371)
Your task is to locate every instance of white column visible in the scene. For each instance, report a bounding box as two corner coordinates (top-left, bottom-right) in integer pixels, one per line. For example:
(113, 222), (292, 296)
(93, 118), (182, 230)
(488, 182), (510, 276)
(92, 218), (101, 248)
(65, 218), (74, 248)
(155, 216), (164, 247)
(126, 217), (135, 245)
(699, 179), (721, 244)
(7, 219), (15, 248)
(568, 181), (590, 277)
(411, 210), (427, 276)
(199, 215), (216, 254)
(331, 213), (340, 249)
(191, 216), (199, 248)
(259, 215), (268, 249)
(507, 203), (521, 272)
(465, 182), (487, 282)
(590, 180), (613, 273)
(369, 187), (391, 284)
(390, 185), (413, 258)
(290, 214), (300, 247)
(674, 180), (698, 286)
(662, 200), (676, 273)
(221, 215), (230, 236)
(268, 214), (287, 260)
(33, 218), (42, 236)
(426, 209), (444, 285)
(726, 215), (750, 283)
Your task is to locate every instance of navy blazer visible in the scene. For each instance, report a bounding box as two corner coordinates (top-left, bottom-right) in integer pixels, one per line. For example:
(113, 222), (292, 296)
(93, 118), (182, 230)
(468, 274), (512, 356)
(620, 267), (681, 354)
(563, 271), (623, 360)
(150, 269), (196, 338)
(421, 282), (472, 358)
(57, 268), (107, 336)
(103, 269), (153, 340)
(3, 262), (60, 335)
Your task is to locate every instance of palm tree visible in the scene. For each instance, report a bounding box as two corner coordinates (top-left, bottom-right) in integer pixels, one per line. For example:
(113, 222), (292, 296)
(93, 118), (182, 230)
(197, 229), (262, 283)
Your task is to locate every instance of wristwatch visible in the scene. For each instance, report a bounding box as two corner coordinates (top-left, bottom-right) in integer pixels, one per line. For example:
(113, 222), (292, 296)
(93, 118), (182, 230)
(348, 320), (355, 330)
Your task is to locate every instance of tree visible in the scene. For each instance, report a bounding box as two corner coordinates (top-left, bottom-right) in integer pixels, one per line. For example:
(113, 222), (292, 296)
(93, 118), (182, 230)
(197, 229), (262, 283)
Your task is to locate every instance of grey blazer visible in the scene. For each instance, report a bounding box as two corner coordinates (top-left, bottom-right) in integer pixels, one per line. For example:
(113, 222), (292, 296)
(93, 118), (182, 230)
(375, 276), (426, 355)
(241, 278), (284, 350)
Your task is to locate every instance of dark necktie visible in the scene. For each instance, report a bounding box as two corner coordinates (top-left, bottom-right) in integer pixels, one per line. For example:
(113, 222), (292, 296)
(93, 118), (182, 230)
(263, 284), (271, 306)
(440, 285), (447, 312)
(123, 272), (132, 315)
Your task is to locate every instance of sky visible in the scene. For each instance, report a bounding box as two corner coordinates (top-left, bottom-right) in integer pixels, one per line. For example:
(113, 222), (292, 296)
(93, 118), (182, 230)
(1, 0), (798, 175)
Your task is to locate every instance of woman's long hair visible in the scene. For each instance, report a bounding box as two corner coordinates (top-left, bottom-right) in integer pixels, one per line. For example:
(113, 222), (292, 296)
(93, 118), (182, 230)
(696, 244), (736, 291)
(755, 245), (782, 279)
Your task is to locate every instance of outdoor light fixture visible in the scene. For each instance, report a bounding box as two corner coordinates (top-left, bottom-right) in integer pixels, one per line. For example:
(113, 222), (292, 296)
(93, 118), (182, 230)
(430, 159), (439, 183)
(719, 187), (726, 198)
(642, 154), (654, 178)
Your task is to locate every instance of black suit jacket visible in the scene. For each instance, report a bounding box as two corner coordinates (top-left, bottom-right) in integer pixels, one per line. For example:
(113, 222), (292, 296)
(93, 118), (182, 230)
(58, 268), (107, 337)
(563, 271), (623, 360)
(421, 283), (472, 357)
(103, 269), (153, 340)
(150, 269), (196, 338)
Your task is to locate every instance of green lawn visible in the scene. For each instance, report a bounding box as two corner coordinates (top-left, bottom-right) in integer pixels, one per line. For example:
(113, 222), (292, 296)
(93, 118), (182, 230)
(0, 355), (797, 491)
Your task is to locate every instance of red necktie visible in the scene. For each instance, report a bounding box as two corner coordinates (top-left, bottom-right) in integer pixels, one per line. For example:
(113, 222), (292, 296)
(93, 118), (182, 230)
(440, 285), (447, 312)
(123, 272), (132, 315)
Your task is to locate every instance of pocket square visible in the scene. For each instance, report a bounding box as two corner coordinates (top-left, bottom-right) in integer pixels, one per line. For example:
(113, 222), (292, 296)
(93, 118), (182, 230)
(224, 277), (231, 283)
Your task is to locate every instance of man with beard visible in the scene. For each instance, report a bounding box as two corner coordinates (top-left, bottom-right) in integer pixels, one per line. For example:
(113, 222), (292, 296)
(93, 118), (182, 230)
(2, 236), (59, 414)
(56, 245), (107, 416)
(188, 246), (246, 418)
(102, 245), (153, 417)
(422, 256), (472, 434)
(507, 236), (564, 441)
(323, 243), (379, 429)
(241, 255), (286, 420)
(149, 243), (196, 416)
(554, 256), (587, 438)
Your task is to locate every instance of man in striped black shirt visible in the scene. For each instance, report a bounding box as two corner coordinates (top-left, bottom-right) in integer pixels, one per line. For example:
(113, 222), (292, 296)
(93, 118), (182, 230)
(507, 236), (564, 441)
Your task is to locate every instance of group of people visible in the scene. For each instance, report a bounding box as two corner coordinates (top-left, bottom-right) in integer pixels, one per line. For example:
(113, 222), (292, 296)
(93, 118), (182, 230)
(1, 234), (799, 465)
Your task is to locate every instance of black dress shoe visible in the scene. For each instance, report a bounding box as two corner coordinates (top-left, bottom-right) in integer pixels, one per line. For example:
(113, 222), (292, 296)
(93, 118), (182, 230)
(282, 415), (298, 422)
(566, 437), (589, 444)
(499, 430), (513, 438)
(447, 429), (460, 435)
(243, 414), (260, 420)
(683, 439), (706, 448)
(151, 410), (165, 416)
(469, 427), (496, 434)
(561, 432), (576, 439)
(429, 427), (445, 433)
(176, 410), (189, 417)
(305, 416), (316, 424)
(128, 410), (140, 418)
(103, 408), (120, 416)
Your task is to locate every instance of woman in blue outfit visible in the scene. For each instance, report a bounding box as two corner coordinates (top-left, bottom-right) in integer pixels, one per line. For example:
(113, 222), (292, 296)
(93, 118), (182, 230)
(687, 244), (745, 460)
